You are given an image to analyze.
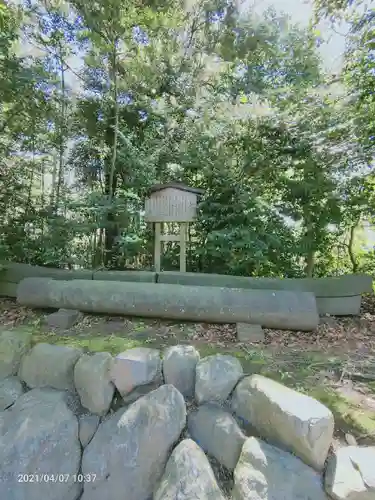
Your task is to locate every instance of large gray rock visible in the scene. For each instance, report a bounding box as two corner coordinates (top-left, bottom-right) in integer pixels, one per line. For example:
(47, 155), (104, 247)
(0, 376), (24, 410)
(45, 308), (83, 330)
(0, 388), (82, 500)
(154, 439), (226, 500)
(0, 329), (32, 380)
(110, 347), (162, 403)
(188, 403), (246, 470)
(81, 384), (186, 500)
(325, 446), (375, 500)
(17, 278), (320, 331)
(79, 414), (100, 448)
(231, 374), (334, 470)
(232, 437), (328, 500)
(163, 344), (200, 398)
(19, 343), (82, 391)
(195, 354), (243, 404)
(74, 352), (115, 415)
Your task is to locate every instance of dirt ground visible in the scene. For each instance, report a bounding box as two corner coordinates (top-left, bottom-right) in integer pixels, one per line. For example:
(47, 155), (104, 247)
(1, 295), (375, 448)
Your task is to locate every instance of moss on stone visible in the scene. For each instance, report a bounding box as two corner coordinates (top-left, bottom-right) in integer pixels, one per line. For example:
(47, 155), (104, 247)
(4, 322), (375, 442)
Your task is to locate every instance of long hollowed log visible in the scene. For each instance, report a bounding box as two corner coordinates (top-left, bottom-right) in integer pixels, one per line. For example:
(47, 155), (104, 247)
(17, 278), (319, 331)
(157, 272), (373, 298)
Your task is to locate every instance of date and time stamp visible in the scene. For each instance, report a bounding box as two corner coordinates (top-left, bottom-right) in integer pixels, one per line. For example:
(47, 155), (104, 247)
(1, 473), (97, 484)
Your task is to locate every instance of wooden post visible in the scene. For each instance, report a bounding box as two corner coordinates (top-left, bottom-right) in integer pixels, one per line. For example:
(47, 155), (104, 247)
(180, 222), (187, 272)
(154, 222), (161, 272)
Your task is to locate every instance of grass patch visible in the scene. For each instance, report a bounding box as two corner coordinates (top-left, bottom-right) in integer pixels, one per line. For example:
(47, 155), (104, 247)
(254, 355), (375, 440)
(309, 386), (375, 438)
(367, 381), (375, 394)
(195, 345), (270, 374)
(30, 331), (147, 355)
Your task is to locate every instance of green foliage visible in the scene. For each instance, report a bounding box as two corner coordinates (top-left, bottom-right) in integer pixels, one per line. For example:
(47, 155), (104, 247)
(313, 0), (365, 20)
(344, 9), (375, 155)
(0, 0), (374, 276)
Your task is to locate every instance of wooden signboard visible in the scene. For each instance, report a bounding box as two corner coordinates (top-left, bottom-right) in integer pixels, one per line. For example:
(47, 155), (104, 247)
(144, 183), (204, 272)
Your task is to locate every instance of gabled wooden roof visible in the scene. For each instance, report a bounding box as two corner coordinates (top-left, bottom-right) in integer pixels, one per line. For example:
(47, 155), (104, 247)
(148, 182), (204, 195)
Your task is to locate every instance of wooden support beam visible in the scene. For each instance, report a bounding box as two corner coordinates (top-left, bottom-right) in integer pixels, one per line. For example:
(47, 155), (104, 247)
(153, 222), (190, 272)
(154, 222), (161, 272)
(180, 222), (187, 272)
(160, 234), (181, 242)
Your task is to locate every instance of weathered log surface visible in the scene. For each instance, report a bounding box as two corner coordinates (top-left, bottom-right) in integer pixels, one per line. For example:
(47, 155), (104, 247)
(315, 296), (362, 316)
(93, 270), (156, 283)
(17, 278), (319, 331)
(0, 261), (93, 282)
(157, 272), (373, 298)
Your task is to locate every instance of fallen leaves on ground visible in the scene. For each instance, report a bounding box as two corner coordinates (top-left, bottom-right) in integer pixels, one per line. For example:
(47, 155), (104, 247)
(0, 299), (41, 327)
(257, 294), (375, 355)
(1, 295), (375, 358)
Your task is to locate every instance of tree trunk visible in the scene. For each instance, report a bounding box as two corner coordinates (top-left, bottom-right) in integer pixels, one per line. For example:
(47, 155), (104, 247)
(104, 42), (120, 268)
(55, 54), (66, 211)
(108, 43), (119, 202)
(303, 202), (316, 278)
(305, 250), (315, 278)
(26, 125), (35, 213)
(103, 111), (119, 267)
(50, 152), (57, 208)
(348, 223), (359, 273)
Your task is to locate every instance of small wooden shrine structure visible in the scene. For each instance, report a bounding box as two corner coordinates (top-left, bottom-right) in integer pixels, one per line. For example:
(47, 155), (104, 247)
(144, 182), (204, 272)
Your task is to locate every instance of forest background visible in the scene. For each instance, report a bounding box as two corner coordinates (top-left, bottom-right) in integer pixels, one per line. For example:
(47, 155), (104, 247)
(1, 0), (374, 278)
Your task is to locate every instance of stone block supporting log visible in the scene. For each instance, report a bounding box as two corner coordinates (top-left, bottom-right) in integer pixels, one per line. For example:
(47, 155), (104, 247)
(17, 278), (319, 331)
(236, 323), (265, 342)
